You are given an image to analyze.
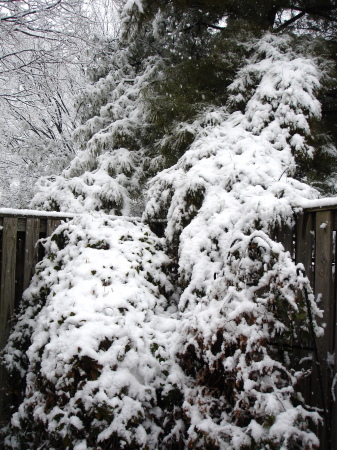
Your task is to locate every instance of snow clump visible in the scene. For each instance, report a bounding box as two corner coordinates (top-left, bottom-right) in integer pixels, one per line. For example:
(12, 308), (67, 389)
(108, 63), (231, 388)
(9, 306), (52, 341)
(3, 215), (185, 449)
(144, 33), (325, 448)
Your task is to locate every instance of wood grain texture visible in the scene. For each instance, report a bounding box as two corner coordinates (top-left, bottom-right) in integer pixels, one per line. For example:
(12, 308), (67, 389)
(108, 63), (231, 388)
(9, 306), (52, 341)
(282, 225), (294, 256)
(23, 218), (40, 291)
(0, 217), (17, 349)
(0, 218), (17, 425)
(47, 219), (61, 237)
(296, 212), (314, 286)
(294, 213), (315, 406)
(274, 224), (294, 257)
(315, 210), (333, 448)
(0, 363), (9, 426)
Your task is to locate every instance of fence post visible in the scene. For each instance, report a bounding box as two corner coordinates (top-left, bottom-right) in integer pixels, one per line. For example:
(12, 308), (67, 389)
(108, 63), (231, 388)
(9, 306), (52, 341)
(0, 218), (18, 348)
(315, 210), (334, 448)
(0, 217), (18, 424)
(295, 212), (315, 405)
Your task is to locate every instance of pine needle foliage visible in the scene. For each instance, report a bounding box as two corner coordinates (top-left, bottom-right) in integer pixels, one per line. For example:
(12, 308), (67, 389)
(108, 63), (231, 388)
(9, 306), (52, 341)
(3, 0), (337, 448)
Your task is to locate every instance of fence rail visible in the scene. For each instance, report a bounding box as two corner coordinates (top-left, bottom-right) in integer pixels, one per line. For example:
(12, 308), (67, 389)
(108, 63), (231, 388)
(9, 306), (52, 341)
(0, 207), (337, 448)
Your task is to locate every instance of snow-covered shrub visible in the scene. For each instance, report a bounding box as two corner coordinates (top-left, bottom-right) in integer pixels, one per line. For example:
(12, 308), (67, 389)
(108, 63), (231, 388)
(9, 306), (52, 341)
(2, 216), (186, 449)
(143, 33), (327, 448)
(32, 149), (143, 216)
(179, 231), (322, 448)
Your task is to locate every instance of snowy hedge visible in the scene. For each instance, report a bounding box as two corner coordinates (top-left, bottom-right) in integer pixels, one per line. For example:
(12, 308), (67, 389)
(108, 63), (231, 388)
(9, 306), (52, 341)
(2, 216), (186, 449)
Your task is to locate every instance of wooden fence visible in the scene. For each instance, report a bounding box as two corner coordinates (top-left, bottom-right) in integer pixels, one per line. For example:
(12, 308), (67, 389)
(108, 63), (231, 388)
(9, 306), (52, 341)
(276, 205), (337, 449)
(0, 210), (72, 425)
(0, 207), (337, 448)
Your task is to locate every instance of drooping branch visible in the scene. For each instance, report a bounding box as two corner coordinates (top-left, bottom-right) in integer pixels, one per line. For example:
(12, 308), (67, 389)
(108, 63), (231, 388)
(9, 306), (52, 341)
(274, 11), (306, 32)
(290, 4), (337, 22)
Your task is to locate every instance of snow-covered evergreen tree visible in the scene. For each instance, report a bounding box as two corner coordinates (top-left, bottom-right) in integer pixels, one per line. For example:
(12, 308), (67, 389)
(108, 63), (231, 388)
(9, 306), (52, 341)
(144, 31), (327, 448)
(2, 0), (337, 448)
(30, 18), (168, 216)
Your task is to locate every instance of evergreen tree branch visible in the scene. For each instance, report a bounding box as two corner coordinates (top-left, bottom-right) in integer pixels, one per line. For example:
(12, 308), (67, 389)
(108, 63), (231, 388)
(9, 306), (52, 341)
(200, 22), (226, 30)
(274, 11), (306, 32)
(291, 5), (337, 22)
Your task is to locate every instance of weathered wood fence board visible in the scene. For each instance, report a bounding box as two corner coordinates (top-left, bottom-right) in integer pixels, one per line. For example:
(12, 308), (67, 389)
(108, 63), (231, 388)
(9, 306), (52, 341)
(47, 219), (62, 237)
(0, 212), (70, 426)
(0, 218), (18, 348)
(0, 213), (69, 351)
(23, 218), (40, 292)
(295, 212), (314, 285)
(315, 211), (333, 448)
(273, 206), (337, 449)
(0, 218), (17, 425)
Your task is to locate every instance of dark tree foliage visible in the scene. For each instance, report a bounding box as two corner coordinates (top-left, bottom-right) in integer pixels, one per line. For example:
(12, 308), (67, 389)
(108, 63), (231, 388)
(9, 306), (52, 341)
(3, 0), (337, 449)
(122, 0), (337, 187)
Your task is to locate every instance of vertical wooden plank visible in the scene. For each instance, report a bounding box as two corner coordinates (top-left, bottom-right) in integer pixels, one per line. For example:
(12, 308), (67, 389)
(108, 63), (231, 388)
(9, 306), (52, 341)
(23, 218), (40, 291)
(282, 225), (294, 257)
(295, 213), (315, 407)
(275, 224), (294, 257)
(0, 217), (17, 348)
(296, 212), (314, 285)
(332, 229), (337, 450)
(14, 232), (25, 310)
(315, 210), (333, 448)
(38, 220), (47, 263)
(0, 365), (6, 426)
(0, 217), (17, 425)
(333, 211), (337, 231)
(47, 219), (61, 237)
(0, 226), (3, 427)
(0, 228), (3, 305)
